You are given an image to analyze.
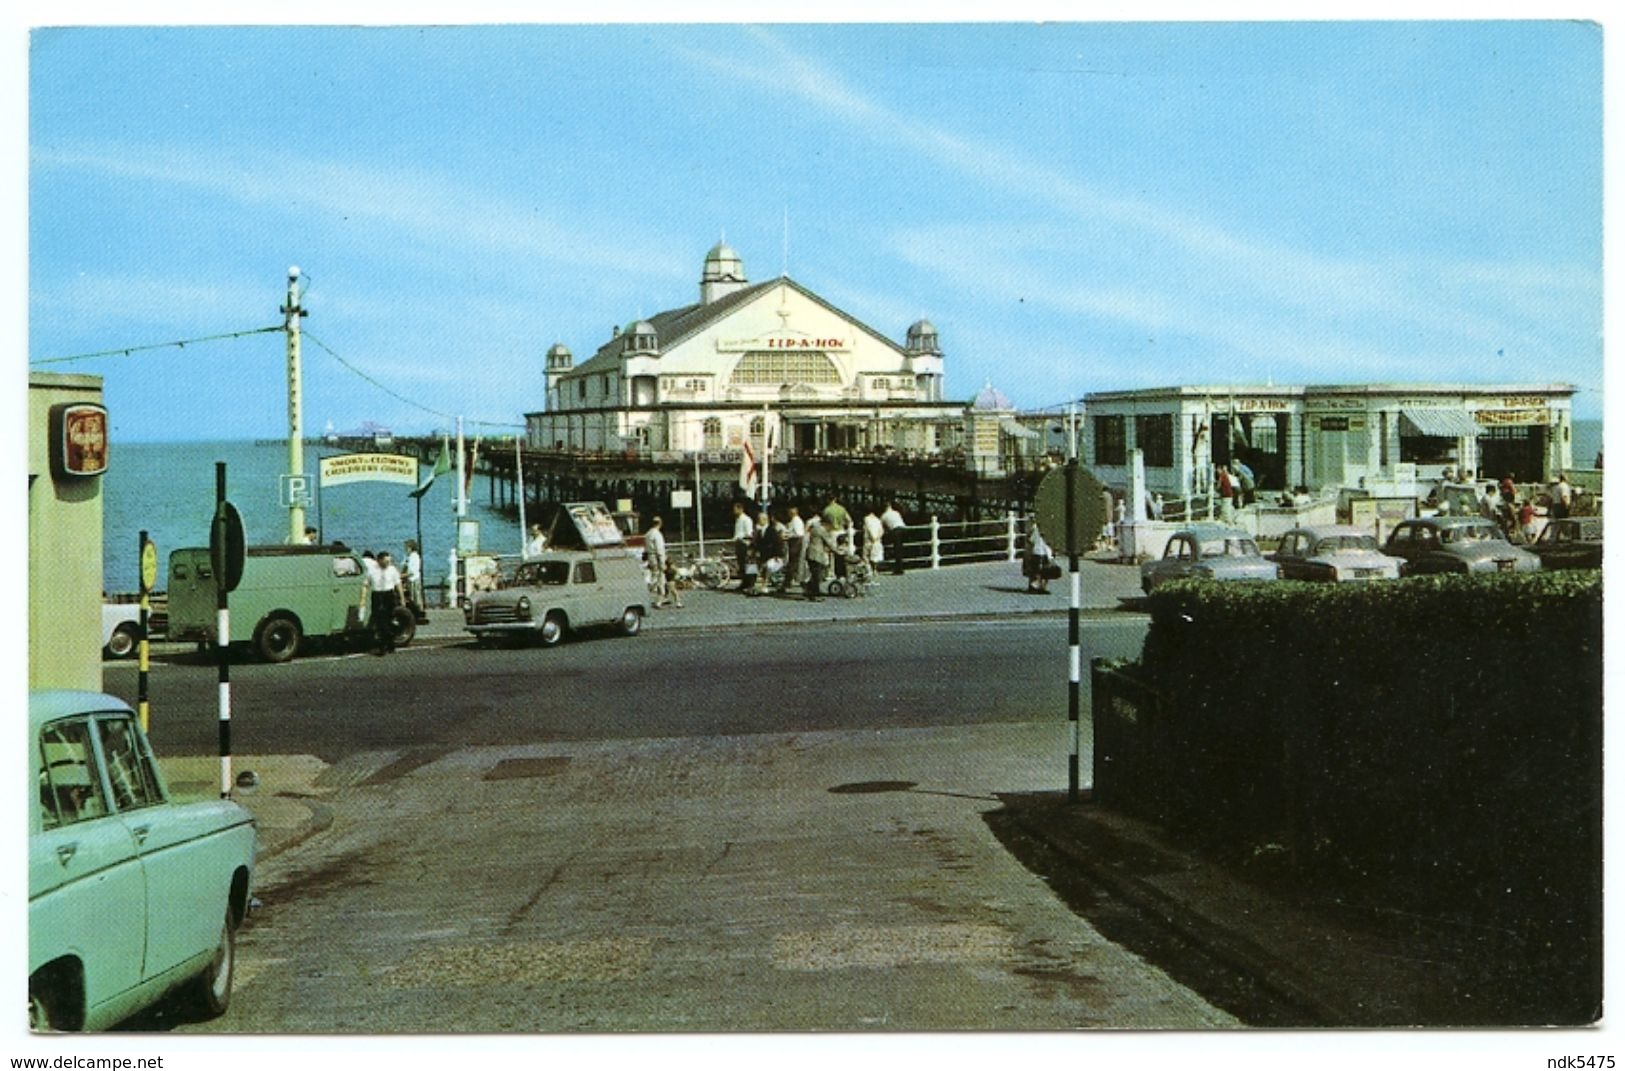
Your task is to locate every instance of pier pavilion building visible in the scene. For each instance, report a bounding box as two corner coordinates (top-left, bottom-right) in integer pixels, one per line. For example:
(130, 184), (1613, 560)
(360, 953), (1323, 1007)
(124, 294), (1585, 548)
(526, 243), (968, 459)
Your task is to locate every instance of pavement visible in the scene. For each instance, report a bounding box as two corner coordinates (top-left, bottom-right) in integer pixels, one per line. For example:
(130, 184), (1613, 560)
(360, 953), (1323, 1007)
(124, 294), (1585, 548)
(147, 556), (1532, 1027)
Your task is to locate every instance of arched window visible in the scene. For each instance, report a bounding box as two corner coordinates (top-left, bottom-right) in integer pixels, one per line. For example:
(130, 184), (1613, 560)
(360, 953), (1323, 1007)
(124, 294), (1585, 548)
(703, 418), (722, 451)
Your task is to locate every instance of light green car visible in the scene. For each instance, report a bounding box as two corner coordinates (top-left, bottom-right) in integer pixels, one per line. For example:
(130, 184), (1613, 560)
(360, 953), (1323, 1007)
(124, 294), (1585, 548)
(29, 691), (256, 1031)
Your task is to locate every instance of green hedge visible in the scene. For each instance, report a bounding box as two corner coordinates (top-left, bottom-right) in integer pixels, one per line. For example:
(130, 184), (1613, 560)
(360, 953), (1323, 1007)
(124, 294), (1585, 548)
(1126, 572), (1602, 1016)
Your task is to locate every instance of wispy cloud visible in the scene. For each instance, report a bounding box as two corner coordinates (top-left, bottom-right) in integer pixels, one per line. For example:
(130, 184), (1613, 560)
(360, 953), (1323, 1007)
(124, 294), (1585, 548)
(676, 29), (1599, 382)
(33, 143), (691, 283)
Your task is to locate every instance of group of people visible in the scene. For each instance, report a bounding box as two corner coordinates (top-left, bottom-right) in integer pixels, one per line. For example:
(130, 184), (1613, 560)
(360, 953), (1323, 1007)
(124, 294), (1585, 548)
(1214, 458), (1256, 520)
(641, 496), (908, 605)
(1436, 468), (1574, 544)
(301, 526), (425, 653)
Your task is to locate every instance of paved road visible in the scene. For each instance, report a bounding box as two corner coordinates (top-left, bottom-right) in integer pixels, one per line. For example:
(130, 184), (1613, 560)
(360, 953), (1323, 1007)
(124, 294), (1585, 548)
(104, 615), (1240, 1032)
(105, 615), (1151, 760)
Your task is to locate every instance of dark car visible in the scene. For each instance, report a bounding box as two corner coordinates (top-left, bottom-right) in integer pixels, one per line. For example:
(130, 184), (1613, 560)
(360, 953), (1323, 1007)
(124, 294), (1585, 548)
(1383, 516), (1540, 576)
(1531, 516), (1603, 570)
(1140, 524), (1279, 593)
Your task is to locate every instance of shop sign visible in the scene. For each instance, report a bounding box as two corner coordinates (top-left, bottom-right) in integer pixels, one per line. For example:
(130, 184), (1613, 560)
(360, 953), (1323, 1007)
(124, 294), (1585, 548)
(1318, 416), (1350, 431)
(1496, 395), (1548, 408)
(717, 335), (851, 353)
(50, 402), (109, 478)
(1304, 397), (1366, 412)
(1476, 408), (1548, 427)
(1234, 397), (1292, 412)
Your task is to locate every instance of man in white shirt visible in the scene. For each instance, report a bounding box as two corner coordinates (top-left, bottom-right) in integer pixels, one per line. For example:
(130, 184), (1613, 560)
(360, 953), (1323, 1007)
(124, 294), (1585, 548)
(402, 540), (424, 619)
(880, 501), (907, 575)
(525, 523), (547, 558)
(732, 502), (755, 594)
(369, 551), (404, 655)
(645, 516), (681, 609)
(785, 505), (807, 585)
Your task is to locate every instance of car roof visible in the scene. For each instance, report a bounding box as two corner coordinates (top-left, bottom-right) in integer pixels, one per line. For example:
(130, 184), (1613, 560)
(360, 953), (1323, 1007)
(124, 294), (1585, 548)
(1285, 525), (1371, 540)
(30, 690), (134, 731)
(1173, 524), (1251, 540)
(1411, 515), (1495, 528)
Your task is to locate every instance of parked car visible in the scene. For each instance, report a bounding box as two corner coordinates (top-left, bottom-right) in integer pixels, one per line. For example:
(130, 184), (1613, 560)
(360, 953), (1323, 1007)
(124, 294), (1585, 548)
(466, 502), (648, 647)
(30, 690), (256, 1031)
(1268, 525), (1404, 583)
(101, 605), (142, 660)
(1382, 516), (1540, 576)
(1530, 516), (1603, 571)
(1140, 524), (1279, 593)
(167, 544), (414, 662)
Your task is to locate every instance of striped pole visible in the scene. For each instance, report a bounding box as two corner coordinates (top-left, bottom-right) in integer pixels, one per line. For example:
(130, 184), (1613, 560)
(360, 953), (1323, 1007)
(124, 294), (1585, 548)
(137, 530), (151, 734)
(214, 463), (232, 799)
(1066, 405), (1081, 803)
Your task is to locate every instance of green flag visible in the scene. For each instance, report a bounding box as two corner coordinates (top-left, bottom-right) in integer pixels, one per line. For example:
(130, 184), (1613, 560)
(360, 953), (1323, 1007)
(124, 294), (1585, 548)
(409, 439), (452, 499)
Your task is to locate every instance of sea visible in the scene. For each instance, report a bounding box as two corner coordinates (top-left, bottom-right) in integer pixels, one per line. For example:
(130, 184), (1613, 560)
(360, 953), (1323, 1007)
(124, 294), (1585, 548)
(101, 422), (1605, 594)
(102, 440), (527, 594)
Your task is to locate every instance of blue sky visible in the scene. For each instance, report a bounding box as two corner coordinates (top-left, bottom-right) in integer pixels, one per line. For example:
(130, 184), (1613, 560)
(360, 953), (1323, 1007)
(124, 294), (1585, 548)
(25, 19), (1605, 441)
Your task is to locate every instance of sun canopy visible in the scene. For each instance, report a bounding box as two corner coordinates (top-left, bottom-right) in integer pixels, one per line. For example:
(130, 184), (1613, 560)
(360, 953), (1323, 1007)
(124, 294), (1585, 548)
(999, 418), (1040, 440)
(1400, 408), (1480, 438)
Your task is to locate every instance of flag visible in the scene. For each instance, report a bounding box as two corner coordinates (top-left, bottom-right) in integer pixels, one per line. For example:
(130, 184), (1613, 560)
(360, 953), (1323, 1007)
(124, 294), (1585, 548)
(738, 439), (758, 498)
(409, 438), (452, 499)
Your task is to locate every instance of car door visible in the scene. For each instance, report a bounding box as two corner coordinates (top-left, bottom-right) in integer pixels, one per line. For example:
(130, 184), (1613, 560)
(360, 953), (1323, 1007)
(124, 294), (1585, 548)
(573, 560), (608, 625)
(1274, 533), (1306, 580)
(31, 716), (149, 1012)
(94, 714), (230, 982)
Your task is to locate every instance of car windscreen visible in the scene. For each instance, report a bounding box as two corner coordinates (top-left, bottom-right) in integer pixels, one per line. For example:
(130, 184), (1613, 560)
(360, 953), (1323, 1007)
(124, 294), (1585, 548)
(515, 561), (570, 586)
(1441, 524), (1498, 544)
(1315, 535), (1378, 553)
(1199, 538), (1259, 558)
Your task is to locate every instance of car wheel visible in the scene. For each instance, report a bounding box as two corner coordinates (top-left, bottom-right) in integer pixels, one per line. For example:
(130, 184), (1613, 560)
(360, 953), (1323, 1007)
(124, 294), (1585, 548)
(617, 607), (642, 636)
(538, 612), (565, 648)
(254, 614), (302, 663)
(388, 606), (417, 648)
(105, 622), (140, 660)
(188, 908), (235, 1018)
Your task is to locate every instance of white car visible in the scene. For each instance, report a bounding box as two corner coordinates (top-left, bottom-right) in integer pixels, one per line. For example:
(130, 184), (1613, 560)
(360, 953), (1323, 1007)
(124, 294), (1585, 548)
(1268, 526), (1404, 583)
(101, 604), (142, 660)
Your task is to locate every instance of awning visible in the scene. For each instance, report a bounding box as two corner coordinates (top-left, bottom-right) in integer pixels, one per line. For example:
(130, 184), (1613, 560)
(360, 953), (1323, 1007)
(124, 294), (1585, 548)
(1400, 408), (1480, 438)
(999, 418), (1040, 440)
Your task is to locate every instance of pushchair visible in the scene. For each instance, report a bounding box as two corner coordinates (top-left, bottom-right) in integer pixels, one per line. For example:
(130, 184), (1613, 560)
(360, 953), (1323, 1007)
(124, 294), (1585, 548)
(829, 553), (875, 598)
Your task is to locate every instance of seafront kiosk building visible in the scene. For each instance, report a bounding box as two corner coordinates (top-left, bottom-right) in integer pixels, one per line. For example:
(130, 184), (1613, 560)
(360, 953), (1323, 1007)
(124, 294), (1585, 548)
(1082, 383), (1576, 504)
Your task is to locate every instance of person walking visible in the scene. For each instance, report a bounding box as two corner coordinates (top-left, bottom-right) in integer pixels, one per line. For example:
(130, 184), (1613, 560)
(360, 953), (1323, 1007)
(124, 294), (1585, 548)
(644, 515), (681, 609)
(369, 551), (404, 655)
(880, 500), (906, 574)
(804, 513), (837, 601)
(731, 501), (755, 594)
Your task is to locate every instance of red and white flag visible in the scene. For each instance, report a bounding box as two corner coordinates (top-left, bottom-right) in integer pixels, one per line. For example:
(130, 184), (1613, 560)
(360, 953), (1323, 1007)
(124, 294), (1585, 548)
(738, 438), (758, 498)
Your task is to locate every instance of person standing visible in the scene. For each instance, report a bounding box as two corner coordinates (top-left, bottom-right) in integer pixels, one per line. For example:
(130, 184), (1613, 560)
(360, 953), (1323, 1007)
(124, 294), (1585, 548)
(863, 505), (886, 573)
(302, 526), (320, 545)
(1216, 464), (1235, 522)
(785, 505), (807, 586)
(370, 551), (404, 655)
(731, 501), (755, 594)
(524, 523), (547, 559)
(1552, 472), (1574, 519)
(645, 515), (681, 609)
(880, 501), (906, 574)
(402, 539), (424, 618)
(804, 514), (836, 601)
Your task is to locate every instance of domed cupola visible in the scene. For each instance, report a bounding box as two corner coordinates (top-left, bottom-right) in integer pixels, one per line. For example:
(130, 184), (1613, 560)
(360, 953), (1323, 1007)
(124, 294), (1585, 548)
(623, 320), (659, 356)
(545, 342), (574, 373)
(700, 241), (749, 304)
(971, 381), (1014, 412)
(905, 318), (941, 356)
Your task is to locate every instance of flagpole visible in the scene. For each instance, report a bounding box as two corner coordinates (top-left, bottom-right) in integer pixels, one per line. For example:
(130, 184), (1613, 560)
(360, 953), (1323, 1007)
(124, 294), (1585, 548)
(454, 418), (467, 608)
(761, 403), (770, 509)
(515, 435), (527, 555)
(695, 451), (706, 558)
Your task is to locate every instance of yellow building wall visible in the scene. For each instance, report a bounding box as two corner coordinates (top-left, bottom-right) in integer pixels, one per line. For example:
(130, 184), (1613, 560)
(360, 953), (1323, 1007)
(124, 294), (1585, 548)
(29, 374), (104, 692)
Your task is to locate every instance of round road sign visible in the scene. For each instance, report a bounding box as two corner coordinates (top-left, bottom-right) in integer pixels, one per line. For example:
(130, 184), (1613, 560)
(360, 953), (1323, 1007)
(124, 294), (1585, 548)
(140, 538), (159, 592)
(1034, 464), (1107, 557)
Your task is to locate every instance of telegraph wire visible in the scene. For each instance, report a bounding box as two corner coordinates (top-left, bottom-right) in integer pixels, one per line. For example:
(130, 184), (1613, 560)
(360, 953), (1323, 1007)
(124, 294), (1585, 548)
(28, 325), (283, 366)
(303, 330), (525, 431)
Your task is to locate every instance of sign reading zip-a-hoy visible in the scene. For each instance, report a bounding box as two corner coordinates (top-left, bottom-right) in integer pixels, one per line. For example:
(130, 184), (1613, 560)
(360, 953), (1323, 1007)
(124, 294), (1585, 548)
(319, 453), (419, 487)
